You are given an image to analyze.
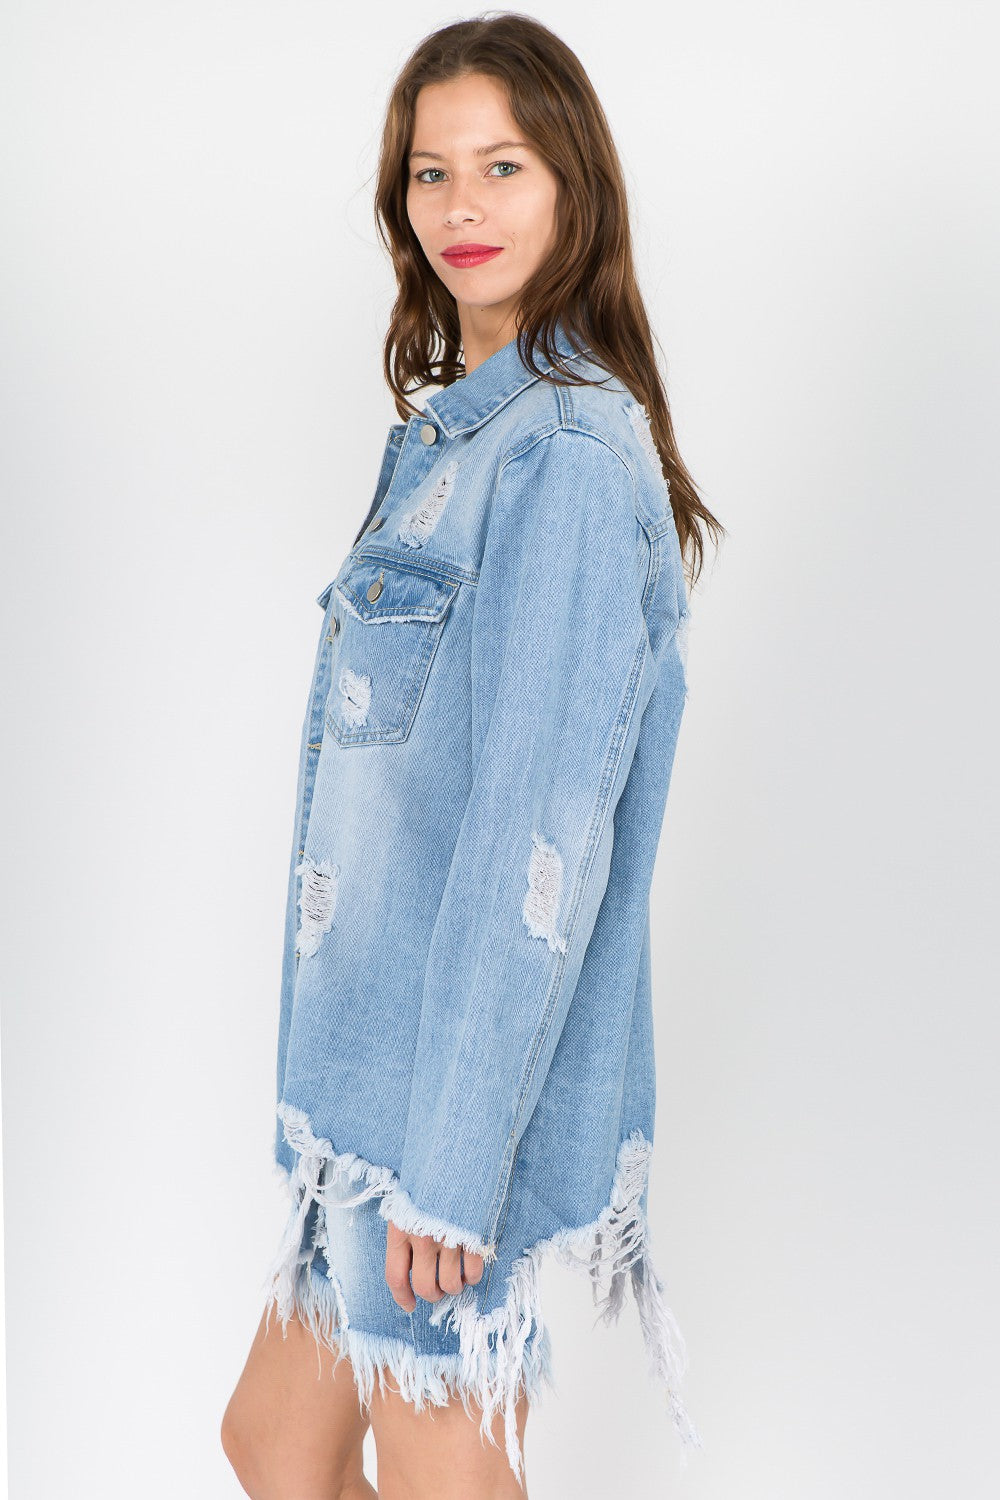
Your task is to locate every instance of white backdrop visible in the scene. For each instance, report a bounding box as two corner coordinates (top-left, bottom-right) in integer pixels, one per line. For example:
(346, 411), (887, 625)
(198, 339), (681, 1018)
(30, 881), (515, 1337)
(2, 3), (997, 1497)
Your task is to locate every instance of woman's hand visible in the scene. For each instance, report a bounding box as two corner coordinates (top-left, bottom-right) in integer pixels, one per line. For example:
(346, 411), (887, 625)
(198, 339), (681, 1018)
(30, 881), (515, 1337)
(384, 1219), (485, 1312)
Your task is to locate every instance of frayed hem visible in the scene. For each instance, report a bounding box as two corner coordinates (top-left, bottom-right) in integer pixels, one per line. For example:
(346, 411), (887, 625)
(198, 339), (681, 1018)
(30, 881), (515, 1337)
(546, 1129), (702, 1461)
(263, 1251), (554, 1490)
(264, 1102), (398, 1337)
(265, 1104), (701, 1482)
(426, 1129), (702, 1472)
(378, 1186), (498, 1263)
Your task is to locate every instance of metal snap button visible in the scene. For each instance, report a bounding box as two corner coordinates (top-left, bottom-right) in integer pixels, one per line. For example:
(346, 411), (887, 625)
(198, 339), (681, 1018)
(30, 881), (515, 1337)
(366, 572), (384, 603)
(368, 515), (385, 531)
(420, 422), (438, 445)
(330, 615), (339, 636)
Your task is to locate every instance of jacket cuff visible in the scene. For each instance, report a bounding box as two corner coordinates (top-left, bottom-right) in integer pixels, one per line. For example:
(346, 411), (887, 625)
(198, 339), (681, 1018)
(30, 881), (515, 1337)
(377, 1186), (499, 1262)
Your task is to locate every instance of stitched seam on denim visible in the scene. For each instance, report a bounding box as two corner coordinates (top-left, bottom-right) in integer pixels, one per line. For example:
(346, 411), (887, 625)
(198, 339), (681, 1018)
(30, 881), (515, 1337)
(639, 525), (663, 619)
(555, 375), (574, 430)
(497, 421), (636, 479)
(481, 1137), (521, 1304)
(350, 545), (475, 587)
(646, 516), (676, 542)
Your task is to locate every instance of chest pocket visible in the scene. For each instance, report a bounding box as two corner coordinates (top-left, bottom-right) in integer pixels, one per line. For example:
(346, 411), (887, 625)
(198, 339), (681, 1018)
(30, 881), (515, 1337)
(326, 556), (460, 747)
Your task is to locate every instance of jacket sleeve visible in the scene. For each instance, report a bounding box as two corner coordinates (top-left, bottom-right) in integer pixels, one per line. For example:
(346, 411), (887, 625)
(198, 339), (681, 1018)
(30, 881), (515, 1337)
(380, 426), (659, 1260)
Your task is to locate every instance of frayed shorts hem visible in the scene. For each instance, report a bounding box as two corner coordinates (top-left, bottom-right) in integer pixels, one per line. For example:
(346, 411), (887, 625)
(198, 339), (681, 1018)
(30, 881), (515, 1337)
(263, 1255), (553, 1485)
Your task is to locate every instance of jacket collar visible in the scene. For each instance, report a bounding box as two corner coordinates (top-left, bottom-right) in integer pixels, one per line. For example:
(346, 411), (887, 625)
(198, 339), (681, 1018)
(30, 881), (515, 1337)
(421, 319), (592, 439)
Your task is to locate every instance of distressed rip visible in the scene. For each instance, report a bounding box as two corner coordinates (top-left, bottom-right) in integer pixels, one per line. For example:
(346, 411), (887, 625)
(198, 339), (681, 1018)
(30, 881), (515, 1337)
(675, 609), (691, 695)
(295, 856), (340, 958)
(398, 458), (458, 547)
(339, 666), (371, 727)
(266, 1105), (701, 1487)
(522, 831), (568, 954)
(626, 400), (671, 498)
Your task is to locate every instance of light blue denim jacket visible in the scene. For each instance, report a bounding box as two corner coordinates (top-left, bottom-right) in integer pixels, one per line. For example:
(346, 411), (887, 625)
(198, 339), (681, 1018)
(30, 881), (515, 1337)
(267, 319), (700, 1479)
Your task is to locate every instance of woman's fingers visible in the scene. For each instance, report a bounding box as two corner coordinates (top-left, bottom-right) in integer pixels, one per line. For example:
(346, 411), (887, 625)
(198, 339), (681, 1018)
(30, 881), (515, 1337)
(384, 1219), (417, 1312)
(408, 1234), (446, 1304)
(461, 1249), (485, 1286)
(436, 1245), (465, 1296)
(383, 1221), (488, 1309)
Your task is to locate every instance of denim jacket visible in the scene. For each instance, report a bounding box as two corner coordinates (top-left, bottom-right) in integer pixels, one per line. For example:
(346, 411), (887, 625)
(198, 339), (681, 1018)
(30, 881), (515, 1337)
(267, 319), (700, 1478)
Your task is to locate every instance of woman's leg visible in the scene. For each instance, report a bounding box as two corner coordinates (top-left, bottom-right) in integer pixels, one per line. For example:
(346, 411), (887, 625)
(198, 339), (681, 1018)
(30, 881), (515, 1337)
(221, 1303), (376, 1500)
(368, 1385), (532, 1500)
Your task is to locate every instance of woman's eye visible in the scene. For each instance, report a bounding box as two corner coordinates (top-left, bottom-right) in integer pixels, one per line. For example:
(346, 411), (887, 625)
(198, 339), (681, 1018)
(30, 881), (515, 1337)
(412, 161), (521, 184)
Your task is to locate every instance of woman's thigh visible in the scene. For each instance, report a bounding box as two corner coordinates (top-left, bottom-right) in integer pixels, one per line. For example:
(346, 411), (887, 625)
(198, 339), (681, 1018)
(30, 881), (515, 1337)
(368, 1385), (531, 1500)
(221, 1303), (372, 1500)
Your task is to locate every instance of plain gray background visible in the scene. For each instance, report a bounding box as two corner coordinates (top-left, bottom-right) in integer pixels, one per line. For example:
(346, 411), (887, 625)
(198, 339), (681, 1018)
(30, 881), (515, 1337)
(2, 2), (997, 1496)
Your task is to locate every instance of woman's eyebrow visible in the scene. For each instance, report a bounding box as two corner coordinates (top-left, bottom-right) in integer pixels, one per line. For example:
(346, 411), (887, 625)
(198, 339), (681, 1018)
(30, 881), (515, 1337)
(408, 140), (531, 162)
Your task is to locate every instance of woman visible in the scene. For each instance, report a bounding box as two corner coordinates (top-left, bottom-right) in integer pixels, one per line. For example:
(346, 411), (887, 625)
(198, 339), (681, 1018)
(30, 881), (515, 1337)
(222, 14), (723, 1499)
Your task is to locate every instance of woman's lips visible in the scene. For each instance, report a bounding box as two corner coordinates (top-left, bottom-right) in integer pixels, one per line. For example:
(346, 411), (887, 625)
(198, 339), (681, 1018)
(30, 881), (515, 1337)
(441, 245), (504, 268)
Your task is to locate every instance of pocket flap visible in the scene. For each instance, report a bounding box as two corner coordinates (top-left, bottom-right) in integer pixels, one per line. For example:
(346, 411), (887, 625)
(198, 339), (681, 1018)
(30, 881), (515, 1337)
(334, 557), (459, 624)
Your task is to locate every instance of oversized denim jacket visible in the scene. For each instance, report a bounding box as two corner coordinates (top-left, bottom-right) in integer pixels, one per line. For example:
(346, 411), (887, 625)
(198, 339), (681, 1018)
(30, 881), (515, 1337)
(266, 319), (700, 1479)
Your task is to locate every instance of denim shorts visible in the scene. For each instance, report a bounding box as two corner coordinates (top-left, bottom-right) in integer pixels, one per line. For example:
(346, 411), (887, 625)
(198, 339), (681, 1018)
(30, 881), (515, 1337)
(306, 1171), (469, 1368)
(265, 1155), (554, 1481)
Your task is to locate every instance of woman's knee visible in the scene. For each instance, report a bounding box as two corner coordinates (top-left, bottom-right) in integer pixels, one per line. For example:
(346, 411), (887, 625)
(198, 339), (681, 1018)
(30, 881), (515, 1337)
(220, 1394), (269, 1499)
(220, 1306), (372, 1500)
(221, 1392), (371, 1500)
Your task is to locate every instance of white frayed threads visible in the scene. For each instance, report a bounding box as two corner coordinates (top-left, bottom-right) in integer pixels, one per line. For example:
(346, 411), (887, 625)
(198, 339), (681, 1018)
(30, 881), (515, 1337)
(264, 1101), (399, 1342)
(311, 1205), (352, 1328)
(262, 1100), (547, 1471)
(264, 1107), (700, 1487)
(522, 830), (567, 954)
(398, 459), (458, 547)
(675, 609), (691, 691)
(295, 856), (340, 958)
(426, 1129), (701, 1482)
(339, 666), (371, 727)
(427, 1245), (551, 1484)
(546, 1132), (699, 1450)
(336, 586), (438, 625)
(265, 1258), (553, 1476)
(378, 1187), (498, 1262)
(627, 402), (670, 497)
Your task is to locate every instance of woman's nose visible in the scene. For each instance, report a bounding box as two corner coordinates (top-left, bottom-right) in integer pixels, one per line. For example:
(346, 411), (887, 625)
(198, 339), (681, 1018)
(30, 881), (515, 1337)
(442, 183), (485, 224)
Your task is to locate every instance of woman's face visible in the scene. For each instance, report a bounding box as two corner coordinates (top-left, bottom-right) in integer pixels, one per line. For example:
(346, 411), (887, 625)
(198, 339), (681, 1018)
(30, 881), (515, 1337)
(406, 72), (560, 339)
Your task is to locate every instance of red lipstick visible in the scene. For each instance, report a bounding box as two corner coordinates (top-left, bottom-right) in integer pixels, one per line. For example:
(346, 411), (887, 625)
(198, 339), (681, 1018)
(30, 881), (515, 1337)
(441, 243), (504, 268)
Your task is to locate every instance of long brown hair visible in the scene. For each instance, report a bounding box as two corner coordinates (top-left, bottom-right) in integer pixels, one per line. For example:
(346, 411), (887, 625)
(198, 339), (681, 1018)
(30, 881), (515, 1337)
(373, 11), (725, 587)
